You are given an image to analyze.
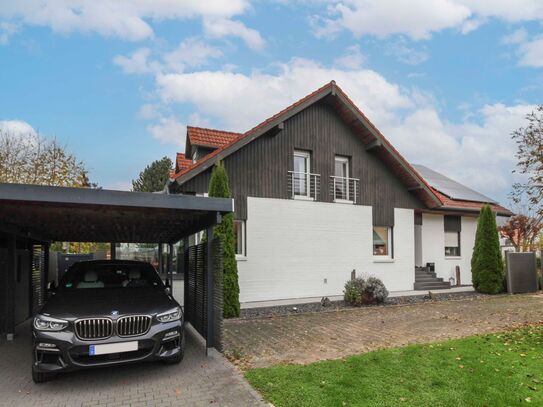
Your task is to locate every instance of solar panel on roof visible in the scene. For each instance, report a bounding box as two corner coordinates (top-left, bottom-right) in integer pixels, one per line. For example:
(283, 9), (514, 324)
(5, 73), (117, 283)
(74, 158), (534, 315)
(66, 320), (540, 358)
(413, 164), (497, 204)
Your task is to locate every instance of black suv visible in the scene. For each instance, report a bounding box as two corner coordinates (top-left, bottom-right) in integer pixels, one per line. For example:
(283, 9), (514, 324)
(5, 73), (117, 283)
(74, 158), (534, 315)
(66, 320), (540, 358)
(32, 260), (184, 383)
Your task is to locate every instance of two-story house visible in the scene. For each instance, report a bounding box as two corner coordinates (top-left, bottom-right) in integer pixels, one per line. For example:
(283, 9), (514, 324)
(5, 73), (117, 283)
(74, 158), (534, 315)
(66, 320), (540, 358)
(168, 81), (511, 306)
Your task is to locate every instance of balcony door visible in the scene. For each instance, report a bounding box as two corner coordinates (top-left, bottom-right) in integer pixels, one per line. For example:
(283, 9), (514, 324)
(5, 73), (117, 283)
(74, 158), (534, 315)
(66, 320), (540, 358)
(293, 150), (311, 198)
(334, 156), (350, 201)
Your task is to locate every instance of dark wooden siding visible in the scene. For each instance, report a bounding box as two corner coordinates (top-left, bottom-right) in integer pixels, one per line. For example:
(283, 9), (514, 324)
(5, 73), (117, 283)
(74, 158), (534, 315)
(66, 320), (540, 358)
(176, 101), (424, 225)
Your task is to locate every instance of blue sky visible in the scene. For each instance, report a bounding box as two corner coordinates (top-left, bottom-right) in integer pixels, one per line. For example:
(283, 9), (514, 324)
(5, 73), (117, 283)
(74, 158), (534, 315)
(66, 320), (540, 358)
(0, 1), (542, 205)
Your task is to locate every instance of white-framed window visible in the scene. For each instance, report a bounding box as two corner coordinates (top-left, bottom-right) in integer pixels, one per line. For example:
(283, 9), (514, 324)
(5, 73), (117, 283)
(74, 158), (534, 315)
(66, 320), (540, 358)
(293, 150), (311, 198)
(334, 156), (351, 201)
(234, 220), (246, 258)
(373, 226), (392, 258)
(444, 215), (461, 257)
(444, 231), (461, 257)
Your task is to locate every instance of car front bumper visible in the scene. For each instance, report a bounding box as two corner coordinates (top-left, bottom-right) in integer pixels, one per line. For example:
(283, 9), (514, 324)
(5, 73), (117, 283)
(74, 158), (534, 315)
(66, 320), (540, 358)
(32, 320), (183, 373)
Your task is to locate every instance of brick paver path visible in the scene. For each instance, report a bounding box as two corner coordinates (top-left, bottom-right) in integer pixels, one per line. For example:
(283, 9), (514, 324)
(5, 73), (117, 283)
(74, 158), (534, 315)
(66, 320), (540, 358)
(0, 322), (266, 407)
(224, 294), (543, 368)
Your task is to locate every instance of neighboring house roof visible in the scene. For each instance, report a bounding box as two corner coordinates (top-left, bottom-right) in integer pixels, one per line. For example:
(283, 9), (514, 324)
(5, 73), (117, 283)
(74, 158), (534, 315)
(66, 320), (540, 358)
(174, 153), (192, 174)
(187, 126), (241, 149)
(171, 81), (443, 209)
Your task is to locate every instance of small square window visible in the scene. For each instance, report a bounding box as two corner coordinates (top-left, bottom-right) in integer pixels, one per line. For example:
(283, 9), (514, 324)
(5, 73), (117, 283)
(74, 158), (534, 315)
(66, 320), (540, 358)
(373, 226), (392, 257)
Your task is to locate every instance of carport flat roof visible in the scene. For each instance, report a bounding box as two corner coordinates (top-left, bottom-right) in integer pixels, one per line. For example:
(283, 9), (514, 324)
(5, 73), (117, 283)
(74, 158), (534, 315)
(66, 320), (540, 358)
(0, 183), (233, 243)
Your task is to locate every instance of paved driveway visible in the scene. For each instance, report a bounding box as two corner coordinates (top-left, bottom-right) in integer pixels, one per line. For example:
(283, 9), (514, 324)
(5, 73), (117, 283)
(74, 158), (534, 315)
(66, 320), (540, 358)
(225, 293), (543, 368)
(0, 322), (266, 407)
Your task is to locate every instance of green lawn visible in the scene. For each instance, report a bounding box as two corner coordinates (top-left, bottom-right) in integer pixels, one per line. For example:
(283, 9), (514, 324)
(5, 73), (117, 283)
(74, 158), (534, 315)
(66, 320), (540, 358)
(246, 325), (543, 407)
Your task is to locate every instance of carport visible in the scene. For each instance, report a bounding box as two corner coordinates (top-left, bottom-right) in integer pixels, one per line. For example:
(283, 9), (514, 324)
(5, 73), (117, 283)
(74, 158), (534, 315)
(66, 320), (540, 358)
(0, 183), (233, 353)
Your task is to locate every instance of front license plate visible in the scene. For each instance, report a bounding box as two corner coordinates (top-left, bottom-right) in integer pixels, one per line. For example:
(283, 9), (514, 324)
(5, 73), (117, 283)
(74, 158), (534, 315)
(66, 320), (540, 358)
(89, 341), (138, 356)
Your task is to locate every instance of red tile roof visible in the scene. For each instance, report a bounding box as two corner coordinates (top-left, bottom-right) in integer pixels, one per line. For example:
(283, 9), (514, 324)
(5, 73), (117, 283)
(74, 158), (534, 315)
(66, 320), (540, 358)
(187, 126), (241, 149)
(170, 153), (192, 177)
(431, 188), (512, 215)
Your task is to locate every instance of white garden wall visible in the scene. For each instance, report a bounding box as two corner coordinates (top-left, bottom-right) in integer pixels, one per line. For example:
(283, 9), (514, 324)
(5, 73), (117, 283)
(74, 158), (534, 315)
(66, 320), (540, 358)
(420, 213), (477, 286)
(237, 197), (415, 303)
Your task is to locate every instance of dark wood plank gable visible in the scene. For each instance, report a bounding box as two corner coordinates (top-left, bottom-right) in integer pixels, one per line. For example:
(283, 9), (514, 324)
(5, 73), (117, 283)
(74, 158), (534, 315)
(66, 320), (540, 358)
(176, 100), (424, 225)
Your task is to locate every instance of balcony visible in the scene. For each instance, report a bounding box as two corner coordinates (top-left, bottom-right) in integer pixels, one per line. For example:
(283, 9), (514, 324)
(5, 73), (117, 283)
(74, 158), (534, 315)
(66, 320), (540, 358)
(330, 176), (359, 204)
(287, 171), (320, 200)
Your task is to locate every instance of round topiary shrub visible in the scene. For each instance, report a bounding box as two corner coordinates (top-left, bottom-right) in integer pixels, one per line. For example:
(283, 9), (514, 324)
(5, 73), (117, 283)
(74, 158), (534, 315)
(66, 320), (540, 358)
(344, 277), (366, 306)
(344, 275), (388, 306)
(365, 276), (389, 303)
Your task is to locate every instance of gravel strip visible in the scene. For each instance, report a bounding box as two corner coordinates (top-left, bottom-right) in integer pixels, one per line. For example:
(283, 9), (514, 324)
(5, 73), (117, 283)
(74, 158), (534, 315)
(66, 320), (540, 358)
(238, 291), (490, 320)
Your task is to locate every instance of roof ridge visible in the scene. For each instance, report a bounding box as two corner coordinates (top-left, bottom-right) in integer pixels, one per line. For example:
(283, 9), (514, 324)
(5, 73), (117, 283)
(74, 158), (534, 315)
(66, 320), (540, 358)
(187, 125), (242, 135)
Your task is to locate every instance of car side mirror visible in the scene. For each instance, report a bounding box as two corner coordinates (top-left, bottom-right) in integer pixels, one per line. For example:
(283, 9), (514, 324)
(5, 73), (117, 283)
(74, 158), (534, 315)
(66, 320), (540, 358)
(165, 287), (171, 295)
(46, 280), (56, 298)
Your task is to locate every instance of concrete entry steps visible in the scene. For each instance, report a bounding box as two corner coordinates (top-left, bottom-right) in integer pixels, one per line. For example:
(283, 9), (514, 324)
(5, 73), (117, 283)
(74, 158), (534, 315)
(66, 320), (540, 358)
(414, 266), (451, 290)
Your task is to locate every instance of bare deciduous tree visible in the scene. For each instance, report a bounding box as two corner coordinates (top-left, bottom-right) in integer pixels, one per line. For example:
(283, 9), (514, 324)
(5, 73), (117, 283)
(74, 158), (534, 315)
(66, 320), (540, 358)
(0, 129), (93, 187)
(511, 105), (543, 217)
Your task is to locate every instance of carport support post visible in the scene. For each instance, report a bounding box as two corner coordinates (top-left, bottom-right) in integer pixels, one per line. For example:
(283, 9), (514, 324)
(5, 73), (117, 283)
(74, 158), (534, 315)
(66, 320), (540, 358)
(158, 243), (163, 274)
(6, 234), (16, 340)
(206, 226), (214, 354)
(168, 243), (174, 290)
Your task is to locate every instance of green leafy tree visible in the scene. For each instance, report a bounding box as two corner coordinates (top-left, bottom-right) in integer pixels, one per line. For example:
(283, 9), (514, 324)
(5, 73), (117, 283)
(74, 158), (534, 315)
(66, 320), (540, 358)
(208, 161), (240, 318)
(132, 156), (173, 192)
(471, 205), (504, 294)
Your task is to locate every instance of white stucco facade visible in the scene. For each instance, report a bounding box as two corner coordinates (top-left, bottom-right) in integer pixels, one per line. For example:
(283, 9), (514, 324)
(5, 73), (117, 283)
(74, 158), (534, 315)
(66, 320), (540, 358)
(237, 197), (415, 303)
(420, 213), (477, 286)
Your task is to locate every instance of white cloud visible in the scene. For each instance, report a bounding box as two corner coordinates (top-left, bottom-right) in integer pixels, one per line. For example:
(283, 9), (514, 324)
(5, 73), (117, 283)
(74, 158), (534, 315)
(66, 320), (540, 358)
(0, 0), (252, 41)
(114, 38), (223, 75)
(385, 38), (428, 65)
(316, 0), (471, 40)
(334, 45), (365, 69)
(385, 103), (534, 197)
(315, 0), (543, 40)
(501, 28), (528, 45)
(163, 37), (223, 71)
(0, 21), (17, 44)
(155, 58), (412, 131)
(113, 48), (161, 74)
(518, 36), (543, 67)
(203, 18), (265, 50)
(147, 116), (186, 145)
(0, 119), (37, 136)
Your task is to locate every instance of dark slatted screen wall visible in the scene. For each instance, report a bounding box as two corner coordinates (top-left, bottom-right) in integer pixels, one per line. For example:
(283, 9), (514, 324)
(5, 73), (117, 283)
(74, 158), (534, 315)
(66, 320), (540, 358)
(31, 245), (45, 314)
(184, 238), (224, 349)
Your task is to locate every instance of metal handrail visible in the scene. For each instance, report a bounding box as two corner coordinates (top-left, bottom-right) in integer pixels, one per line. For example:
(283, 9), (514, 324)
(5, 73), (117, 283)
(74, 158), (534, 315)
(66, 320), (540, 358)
(329, 175), (359, 203)
(287, 171), (321, 200)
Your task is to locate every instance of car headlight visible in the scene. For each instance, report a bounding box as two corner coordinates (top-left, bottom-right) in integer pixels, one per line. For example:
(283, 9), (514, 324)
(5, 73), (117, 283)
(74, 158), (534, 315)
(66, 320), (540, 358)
(157, 307), (182, 323)
(33, 315), (69, 331)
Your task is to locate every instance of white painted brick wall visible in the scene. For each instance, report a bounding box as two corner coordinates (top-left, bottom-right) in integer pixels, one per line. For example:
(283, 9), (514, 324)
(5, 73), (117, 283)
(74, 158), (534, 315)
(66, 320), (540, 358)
(237, 197), (415, 303)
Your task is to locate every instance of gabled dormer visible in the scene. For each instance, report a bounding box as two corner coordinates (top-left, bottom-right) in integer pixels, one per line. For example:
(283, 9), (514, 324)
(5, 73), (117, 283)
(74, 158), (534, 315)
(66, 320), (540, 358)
(185, 126), (241, 163)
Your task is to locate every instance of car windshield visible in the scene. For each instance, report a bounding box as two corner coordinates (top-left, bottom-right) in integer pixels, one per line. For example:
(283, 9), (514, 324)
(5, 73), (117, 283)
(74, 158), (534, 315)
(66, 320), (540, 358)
(60, 262), (164, 290)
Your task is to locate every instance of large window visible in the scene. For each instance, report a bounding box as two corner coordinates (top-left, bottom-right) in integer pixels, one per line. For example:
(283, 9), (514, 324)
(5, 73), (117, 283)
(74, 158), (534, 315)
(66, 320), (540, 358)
(234, 220), (246, 258)
(444, 215), (461, 257)
(373, 226), (392, 257)
(293, 150), (311, 198)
